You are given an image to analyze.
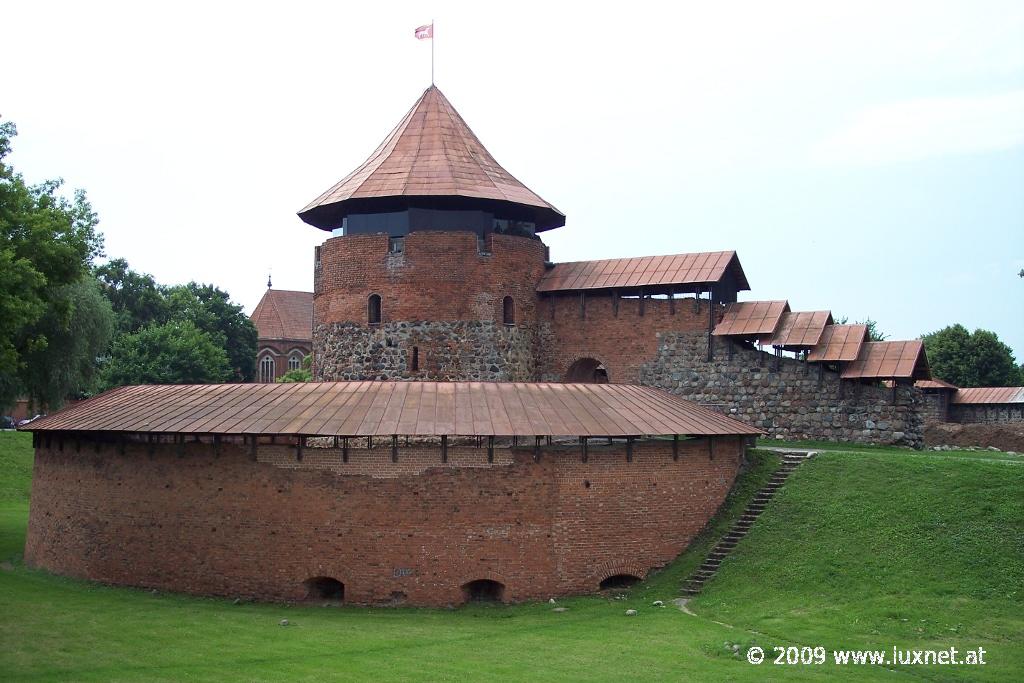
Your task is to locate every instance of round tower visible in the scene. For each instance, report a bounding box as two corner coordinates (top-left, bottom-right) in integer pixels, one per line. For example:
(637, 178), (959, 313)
(299, 86), (564, 381)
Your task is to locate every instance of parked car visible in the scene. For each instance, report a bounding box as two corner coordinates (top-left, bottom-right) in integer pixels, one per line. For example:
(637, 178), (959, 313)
(1, 415), (14, 430)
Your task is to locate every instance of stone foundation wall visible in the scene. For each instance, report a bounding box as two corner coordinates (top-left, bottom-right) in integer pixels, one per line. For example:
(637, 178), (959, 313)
(639, 332), (924, 447)
(949, 404), (1024, 424)
(314, 321), (538, 381)
(24, 436), (744, 606)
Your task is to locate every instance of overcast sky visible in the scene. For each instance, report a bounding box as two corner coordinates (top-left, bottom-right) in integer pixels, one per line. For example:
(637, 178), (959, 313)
(5, 1), (1023, 359)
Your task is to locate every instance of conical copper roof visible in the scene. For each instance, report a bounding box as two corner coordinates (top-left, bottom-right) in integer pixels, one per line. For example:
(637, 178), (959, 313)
(298, 86), (565, 231)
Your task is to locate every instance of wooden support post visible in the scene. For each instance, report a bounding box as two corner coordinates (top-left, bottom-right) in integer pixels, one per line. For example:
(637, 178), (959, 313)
(707, 292), (715, 361)
(580, 291), (586, 320)
(581, 436), (588, 463)
(487, 436), (494, 463)
(638, 288), (645, 317)
(626, 436), (634, 462)
(672, 434), (679, 461)
(214, 434), (221, 456)
(533, 436), (541, 463)
(342, 437), (349, 463)
(612, 289), (619, 317)
(512, 436), (518, 448)
(391, 435), (398, 463)
(333, 436), (339, 450)
(669, 288), (676, 315)
(367, 436), (373, 450)
(694, 287), (701, 314)
(296, 435), (304, 461)
(441, 435), (448, 463)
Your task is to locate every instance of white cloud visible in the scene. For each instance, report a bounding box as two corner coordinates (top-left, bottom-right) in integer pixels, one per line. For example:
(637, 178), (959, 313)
(811, 91), (1024, 165)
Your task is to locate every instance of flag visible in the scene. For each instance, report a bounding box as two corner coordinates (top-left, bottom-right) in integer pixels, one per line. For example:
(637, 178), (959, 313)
(414, 23), (433, 40)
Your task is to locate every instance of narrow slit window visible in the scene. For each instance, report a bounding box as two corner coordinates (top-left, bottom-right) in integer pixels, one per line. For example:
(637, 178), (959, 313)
(411, 346), (419, 371)
(368, 294), (382, 325)
(502, 296), (515, 326)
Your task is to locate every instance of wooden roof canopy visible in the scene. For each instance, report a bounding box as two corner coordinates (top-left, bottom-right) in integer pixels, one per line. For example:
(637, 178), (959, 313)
(298, 86), (565, 232)
(21, 382), (761, 439)
(537, 251), (750, 295)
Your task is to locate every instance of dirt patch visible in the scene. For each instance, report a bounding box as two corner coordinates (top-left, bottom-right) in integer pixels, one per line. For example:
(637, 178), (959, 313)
(924, 422), (1024, 452)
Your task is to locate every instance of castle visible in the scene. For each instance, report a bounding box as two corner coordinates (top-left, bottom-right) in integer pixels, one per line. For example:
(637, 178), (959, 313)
(21, 85), (942, 607)
(300, 85), (930, 446)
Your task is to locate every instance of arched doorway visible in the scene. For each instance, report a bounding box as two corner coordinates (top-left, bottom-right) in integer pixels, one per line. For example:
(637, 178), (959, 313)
(599, 574), (641, 590)
(303, 576), (345, 602)
(566, 358), (609, 383)
(461, 579), (505, 603)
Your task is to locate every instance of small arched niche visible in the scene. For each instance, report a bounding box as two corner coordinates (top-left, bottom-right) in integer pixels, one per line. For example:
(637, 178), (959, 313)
(566, 358), (609, 384)
(599, 574), (640, 590)
(461, 579), (505, 603)
(303, 576), (345, 602)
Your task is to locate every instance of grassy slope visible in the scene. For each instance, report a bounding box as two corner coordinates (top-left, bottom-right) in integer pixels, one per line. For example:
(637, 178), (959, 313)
(695, 449), (1024, 681)
(1, 432), (1021, 681)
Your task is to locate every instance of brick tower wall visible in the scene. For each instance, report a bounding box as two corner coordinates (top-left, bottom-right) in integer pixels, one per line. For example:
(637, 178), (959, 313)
(314, 232), (548, 381)
(24, 436), (745, 606)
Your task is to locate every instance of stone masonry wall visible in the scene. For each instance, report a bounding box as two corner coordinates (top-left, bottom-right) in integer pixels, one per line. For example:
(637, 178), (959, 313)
(639, 332), (924, 447)
(24, 436), (743, 606)
(315, 321), (537, 381)
(949, 404), (1024, 424)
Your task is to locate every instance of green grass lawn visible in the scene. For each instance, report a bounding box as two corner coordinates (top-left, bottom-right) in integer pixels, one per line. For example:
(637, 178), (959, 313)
(1, 431), (1022, 682)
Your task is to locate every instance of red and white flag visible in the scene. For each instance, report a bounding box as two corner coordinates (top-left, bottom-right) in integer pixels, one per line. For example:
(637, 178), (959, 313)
(414, 23), (433, 40)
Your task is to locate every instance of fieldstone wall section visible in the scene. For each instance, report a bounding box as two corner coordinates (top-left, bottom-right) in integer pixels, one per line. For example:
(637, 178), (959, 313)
(639, 332), (924, 447)
(314, 321), (538, 381)
(949, 404), (1024, 424)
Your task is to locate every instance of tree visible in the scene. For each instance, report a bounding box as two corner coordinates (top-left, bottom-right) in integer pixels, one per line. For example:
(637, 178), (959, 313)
(277, 354), (312, 383)
(921, 324), (1023, 387)
(95, 258), (167, 334)
(165, 283), (258, 382)
(100, 320), (232, 388)
(835, 315), (887, 342)
(0, 119), (105, 408)
(18, 278), (114, 407)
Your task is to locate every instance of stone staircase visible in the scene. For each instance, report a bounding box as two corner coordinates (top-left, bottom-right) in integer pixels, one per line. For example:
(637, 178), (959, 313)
(681, 450), (815, 596)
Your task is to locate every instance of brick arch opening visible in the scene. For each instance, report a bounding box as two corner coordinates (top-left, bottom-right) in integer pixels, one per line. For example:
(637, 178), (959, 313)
(461, 579), (505, 603)
(599, 574), (641, 590)
(566, 357), (609, 384)
(303, 576), (345, 602)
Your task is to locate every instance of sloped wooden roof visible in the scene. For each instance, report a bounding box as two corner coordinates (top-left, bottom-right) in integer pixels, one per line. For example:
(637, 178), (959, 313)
(758, 311), (833, 348)
(806, 324), (869, 363)
(840, 341), (930, 380)
(712, 301), (790, 337)
(298, 86), (565, 231)
(536, 251), (750, 293)
(22, 382), (762, 439)
(951, 387), (1024, 404)
(915, 379), (958, 391)
(250, 289), (313, 342)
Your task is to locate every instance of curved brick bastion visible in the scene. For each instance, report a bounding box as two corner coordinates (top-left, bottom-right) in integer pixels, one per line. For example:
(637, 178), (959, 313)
(20, 381), (761, 607)
(25, 436), (744, 606)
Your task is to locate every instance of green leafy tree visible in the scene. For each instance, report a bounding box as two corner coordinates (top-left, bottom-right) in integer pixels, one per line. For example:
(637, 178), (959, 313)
(277, 354), (312, 383)
(165, 283), (258, 382)
(921, 324), (1023, 387)
(19, 278), (114, 407)
(0, 119), (105, 408)
(100, 320), (231, 387)
(95, 258), (167, 333)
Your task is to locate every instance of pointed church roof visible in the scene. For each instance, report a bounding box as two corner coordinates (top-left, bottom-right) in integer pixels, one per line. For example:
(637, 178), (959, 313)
(298, 86), (565, 231)
(250, 289), (313, 342)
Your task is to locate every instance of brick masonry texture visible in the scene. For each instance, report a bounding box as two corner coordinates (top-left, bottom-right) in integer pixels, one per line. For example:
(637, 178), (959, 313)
(24, 437), (744, 606)
(638, 333), (924, 447)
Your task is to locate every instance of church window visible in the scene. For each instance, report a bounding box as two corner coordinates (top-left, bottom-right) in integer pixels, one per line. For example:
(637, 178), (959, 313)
(259, 355), (276, 383)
